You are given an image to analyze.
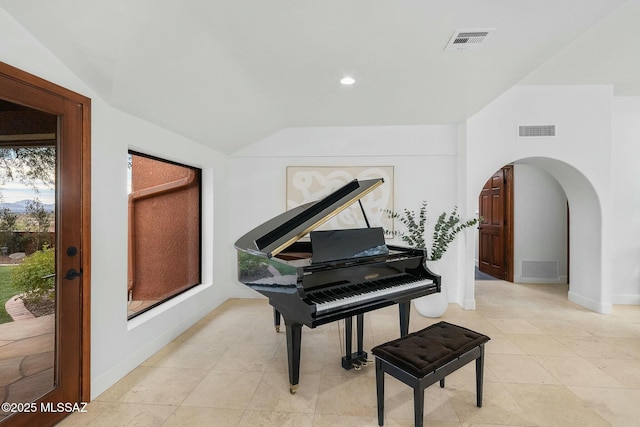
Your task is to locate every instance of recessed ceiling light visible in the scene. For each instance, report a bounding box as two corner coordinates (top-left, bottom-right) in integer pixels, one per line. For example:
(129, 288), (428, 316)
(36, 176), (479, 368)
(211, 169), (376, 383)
(340, 76), (355, 85)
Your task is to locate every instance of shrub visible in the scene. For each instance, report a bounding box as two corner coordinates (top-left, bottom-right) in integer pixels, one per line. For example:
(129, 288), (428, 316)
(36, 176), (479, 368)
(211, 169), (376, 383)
(11, 245), (55, 304)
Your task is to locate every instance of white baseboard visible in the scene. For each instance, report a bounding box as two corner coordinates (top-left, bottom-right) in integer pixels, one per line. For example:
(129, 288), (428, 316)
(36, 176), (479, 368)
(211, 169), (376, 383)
(464, 298), (476, 310)
(568, 290), (612, 314)
(514, 275), (568, 284)
(610, 295), (640, 305)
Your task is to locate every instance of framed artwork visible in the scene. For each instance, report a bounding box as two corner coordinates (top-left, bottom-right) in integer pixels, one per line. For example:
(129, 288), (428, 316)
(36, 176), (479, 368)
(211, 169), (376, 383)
(286, 166), (394, 235)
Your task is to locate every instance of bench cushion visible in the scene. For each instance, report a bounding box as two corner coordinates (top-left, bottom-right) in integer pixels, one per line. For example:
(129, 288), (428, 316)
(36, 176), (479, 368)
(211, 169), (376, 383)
(371, 321), (490, 378)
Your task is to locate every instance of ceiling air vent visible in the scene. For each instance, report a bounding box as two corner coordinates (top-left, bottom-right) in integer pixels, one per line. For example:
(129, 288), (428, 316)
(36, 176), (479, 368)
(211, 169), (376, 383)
(518, 125), (556, 138)
(445, 28), (495, 51)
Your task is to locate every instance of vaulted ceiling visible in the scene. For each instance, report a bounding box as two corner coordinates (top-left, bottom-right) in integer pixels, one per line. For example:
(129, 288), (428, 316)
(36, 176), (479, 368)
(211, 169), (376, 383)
(1, 0), (638, 154)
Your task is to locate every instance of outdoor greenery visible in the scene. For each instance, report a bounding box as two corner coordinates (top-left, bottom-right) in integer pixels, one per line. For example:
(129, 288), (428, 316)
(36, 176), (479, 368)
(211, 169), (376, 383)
(0, 199), (53, 253)
(11, 245), (55, 304)
(0, 207), (21, 253)
(0, 146), (55, 253)
(23, 199), (53, 251)
(386, 201), (480, 260)
(0, 137), (57, 323)
(0, 265), (17, 323)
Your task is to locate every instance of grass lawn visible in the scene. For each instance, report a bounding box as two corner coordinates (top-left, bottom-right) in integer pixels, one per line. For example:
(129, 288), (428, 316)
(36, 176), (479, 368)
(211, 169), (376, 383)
(0, 265), (17, 324)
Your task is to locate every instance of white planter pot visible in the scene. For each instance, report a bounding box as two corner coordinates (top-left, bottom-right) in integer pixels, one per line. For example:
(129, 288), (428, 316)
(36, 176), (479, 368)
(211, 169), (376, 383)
(413, 259), (448, 318)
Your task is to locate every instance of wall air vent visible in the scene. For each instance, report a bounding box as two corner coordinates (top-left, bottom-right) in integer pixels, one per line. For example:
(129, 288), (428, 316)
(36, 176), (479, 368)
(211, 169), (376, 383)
(445, 28), (495, 51)
(518, 125), (556, 138)
(522, 261), (558, 279)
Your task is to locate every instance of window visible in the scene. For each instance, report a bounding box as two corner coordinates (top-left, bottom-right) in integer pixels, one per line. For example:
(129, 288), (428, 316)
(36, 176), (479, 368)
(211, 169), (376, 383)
(127, 151), (201, 319)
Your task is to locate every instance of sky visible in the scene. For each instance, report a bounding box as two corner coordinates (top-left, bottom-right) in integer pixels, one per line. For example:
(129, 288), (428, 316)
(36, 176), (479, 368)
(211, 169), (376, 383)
(0, 180), (55, 204)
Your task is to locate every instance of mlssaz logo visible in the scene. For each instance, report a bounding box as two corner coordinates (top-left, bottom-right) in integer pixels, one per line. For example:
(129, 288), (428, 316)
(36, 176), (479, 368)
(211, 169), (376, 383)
(40, 402), (88, 413)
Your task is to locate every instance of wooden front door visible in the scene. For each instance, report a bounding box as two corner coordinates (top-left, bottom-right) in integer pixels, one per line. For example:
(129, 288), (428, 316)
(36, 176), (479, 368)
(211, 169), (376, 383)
(0, 62), (90, 427)
(478, 165), (513, 281)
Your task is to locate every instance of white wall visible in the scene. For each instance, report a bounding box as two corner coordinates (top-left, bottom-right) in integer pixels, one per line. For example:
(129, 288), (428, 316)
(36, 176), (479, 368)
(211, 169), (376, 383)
(513, 164), (568, 284)
(1, 8), (232, 399)
(465, 85), (613, 313)
(91, 108), (231, 398)
(611, 97), (640, 304)
(229, 126), (468, 300)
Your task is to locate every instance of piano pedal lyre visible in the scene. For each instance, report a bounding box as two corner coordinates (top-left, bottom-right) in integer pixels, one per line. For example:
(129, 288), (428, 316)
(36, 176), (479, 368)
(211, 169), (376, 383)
(351, 358), (374, 370)
(342, 352), (369, 371)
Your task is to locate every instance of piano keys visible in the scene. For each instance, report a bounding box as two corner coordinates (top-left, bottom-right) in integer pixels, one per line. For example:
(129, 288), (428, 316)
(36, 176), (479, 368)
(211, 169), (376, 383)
(234, 178), (440, 393)
(311, 274), (435, 315)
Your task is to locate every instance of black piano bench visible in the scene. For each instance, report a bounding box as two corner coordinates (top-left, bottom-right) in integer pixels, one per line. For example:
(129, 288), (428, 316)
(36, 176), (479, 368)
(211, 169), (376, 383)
(371, 321), (490, 427)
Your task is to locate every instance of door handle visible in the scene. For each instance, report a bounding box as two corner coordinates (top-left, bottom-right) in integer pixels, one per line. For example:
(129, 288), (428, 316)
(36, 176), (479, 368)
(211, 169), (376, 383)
(64, 268), (83, 280)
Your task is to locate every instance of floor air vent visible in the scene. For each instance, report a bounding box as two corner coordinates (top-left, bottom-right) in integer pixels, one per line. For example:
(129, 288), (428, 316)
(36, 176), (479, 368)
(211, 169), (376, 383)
(518, 125), (556, 138)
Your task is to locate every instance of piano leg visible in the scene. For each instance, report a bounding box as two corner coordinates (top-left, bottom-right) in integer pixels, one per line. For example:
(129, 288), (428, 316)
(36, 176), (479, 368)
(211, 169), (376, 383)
(341, 314), (368, 370)
(399, 301), (410, 336)
(285, 320), (302, 394)
(345, 316), (353, 358)
(357, 314), (365, 356)
(273, 308), (281, 332)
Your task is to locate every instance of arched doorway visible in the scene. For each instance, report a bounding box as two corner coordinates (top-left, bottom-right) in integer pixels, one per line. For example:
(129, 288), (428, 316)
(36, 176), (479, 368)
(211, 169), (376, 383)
(467, 156), (605, 313)
(478, 163), (570, 285)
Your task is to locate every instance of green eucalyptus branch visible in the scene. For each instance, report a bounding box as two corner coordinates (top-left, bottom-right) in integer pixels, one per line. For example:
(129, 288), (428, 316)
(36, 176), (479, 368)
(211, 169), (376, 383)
(385, 200), (427, 250)
(385, 202), (480, 261)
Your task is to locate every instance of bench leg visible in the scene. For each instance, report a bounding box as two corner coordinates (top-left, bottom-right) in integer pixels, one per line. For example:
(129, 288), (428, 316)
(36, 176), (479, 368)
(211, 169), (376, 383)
(375, 359), (384, 426)
(476, 344), (485, 407)
(414, 385), (424, 427)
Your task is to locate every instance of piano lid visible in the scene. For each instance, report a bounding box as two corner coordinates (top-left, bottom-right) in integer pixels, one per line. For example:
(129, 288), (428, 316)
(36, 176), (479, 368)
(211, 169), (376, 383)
(234, 178), (384, 258)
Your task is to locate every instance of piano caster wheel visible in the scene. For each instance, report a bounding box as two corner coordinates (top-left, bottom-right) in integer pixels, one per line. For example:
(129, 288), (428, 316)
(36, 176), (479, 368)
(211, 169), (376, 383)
(289, 384), (298, 394)
(275, 326), (280, 333)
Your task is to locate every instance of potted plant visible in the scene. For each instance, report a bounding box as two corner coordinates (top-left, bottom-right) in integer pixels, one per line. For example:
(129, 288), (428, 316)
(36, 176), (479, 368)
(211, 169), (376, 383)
(386, 201), (480, 317)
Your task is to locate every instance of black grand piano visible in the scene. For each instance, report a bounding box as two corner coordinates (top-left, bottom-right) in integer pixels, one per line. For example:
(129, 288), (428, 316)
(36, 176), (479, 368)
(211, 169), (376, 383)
(234, 178), (440, 393)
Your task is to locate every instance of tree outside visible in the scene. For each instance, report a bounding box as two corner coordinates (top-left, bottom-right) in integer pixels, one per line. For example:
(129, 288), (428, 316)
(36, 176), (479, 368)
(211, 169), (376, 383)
(0, 146), (55, 189)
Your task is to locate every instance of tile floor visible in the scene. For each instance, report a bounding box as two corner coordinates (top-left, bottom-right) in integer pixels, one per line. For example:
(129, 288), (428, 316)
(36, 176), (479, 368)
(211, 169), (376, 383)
(59, 280), (640, 426)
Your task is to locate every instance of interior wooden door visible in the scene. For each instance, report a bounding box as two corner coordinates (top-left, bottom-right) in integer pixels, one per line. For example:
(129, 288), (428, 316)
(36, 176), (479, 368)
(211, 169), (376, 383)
(478, 166), (513, 281)
(0, 62), (90, 427)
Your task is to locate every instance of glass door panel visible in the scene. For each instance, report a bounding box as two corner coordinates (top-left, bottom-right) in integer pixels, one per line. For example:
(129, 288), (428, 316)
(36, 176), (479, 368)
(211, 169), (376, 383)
(0, 101), (56, 421)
